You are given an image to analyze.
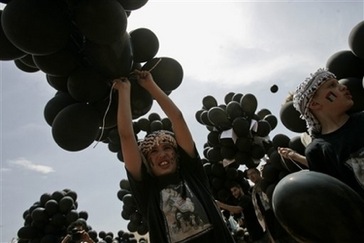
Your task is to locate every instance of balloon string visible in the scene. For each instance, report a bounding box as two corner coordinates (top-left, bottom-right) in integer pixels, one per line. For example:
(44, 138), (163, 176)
(148, 58), (162, 71)
(279, 154), (304, 171)
(93, 82), (116, 148)
(93, 58), (162, 149)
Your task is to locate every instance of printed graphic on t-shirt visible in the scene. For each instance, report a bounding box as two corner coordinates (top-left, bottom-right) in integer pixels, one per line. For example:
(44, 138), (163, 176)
(160, 183), (213, 243)
(346, 147), (364, 188)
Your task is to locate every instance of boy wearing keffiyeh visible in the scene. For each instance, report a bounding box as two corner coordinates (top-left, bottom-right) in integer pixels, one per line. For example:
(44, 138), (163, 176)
(293, 68), (364, 199)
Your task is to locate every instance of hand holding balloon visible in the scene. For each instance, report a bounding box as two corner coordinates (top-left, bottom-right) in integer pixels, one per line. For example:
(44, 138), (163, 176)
(277, 147), (308, 167)
(277, 147), (296, 159)
(132, 70), (154, 88)
(112, 77), (131, 92)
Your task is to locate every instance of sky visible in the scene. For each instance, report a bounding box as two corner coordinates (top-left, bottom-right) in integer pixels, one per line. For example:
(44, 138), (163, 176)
(1, 0), (363, 242)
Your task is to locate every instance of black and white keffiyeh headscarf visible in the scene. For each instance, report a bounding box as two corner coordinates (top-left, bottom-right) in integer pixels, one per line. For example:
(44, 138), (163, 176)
(293, 68), (336, 135)
(139, 130), (177, 158)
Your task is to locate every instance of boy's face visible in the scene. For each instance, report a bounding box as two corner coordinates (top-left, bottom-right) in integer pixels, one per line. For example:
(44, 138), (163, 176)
(230, 186), (243, 199)
(147, 143), (178, 176)
(310, 78), (353, 113)
(247, 169), (261, 184)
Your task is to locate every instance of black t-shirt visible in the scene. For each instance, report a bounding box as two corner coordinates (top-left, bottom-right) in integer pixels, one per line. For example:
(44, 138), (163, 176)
(236, 194), (265, 241)
(158, 178), (213, 242)
(127, 146), (235, 243)
(306, 111), (364, 198)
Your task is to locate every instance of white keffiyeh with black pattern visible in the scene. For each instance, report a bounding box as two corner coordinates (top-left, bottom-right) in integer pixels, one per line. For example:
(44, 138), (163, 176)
(293, 68), (336, 135)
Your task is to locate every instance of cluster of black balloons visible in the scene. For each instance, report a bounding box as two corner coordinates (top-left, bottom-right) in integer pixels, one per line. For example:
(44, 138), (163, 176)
(196, 92), (278, 166)
(203, 158), (251, 202)
(95, 230), (140, 243)
(16, 188), (93, 242)
(259, 133), (308, 201)
(193, 87), (317, 206)
(0, 0), (184, 152)
(117, 179), (149, 236)
(194, 92), (280, 200)
(16, 188), (141, 243)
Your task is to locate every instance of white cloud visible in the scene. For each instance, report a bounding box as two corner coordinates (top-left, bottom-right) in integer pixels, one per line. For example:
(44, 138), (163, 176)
(0, 167), (11, 172)
(8, 158), (55, 174)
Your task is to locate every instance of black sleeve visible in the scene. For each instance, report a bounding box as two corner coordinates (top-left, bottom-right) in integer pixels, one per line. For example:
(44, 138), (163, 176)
(178, 145), (211, 189)
(306, 141), (341, 178)
(126, 164), (151, 217)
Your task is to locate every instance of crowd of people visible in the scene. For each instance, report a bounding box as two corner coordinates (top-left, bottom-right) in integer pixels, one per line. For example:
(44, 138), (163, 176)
(108, 67), (364, 243)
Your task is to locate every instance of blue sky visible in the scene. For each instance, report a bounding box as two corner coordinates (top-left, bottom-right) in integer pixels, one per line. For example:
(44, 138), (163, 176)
(1, 1), (363, 242)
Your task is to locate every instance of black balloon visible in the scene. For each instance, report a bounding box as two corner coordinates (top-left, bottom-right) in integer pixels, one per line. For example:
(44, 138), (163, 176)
(272, 171), (364, 242)
(117, 0), (148, 11)
(272, 133), (290, 149)
(142, 57), (184, 92)
(349, 20), (364, 59)
(137, 117), (151, 132)
(270, 84), (278, 93)
(279, 101), (307, 133)
(150, 120), (163, 132)
(255, 120), (271, 137)
(232, 93), (243, 102)
(83, 32), (133, 78)
(46, 75), (69, 92)
(14, 59), (39, 73)
(52, 103), (101, 151)
(92, 93), (118, 129)
(207, 106), (231, 129)
(33, 48), (80, 77)
(2, 0), (71, 55)
(263, 114), (278, 130)
(200, 110), (214, 126)
(148, 112), (161, 121)
(250, 144), (265, 160)
(130, 81), (153, 119)
(18, 54), (37, 68)
(326, 50), (364, 79)
(240, 93), (258, 115)
(256, 108), (271, 120)
(74, 0), (128, 45)
(44, 199), (59, 216)
(0, 14), (26, 61)
(67, 67), (110, 103)
(59, 196), (75, 213)
(130, 28), (159, 63)
(226, 101), (244, 121)
(44, 92), (76, 126)
(224, 92), (235, 104)
(339, 77), (364, 114)
(202, 95), (218, 110)
(261, 162), (280, 184)
(17, 226), (38, 240)
(232, 117), (250, 137)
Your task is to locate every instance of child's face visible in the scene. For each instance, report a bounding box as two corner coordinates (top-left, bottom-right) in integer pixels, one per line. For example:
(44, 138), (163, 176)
(247, 169), (261, 184)
(311, 78), (353, 112)
(147, 143), (178, 176)
(230, 186), (243, 199)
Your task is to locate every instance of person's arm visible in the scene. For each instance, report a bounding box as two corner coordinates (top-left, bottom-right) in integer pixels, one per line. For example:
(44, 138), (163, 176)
(135, 70), (195, 157)
(60, 235), (71, 243)
(277, 147), (308, 168)
(215, 200), (243, 214)
(114, 78), (143, 181)
(80, 231), (95, 243)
